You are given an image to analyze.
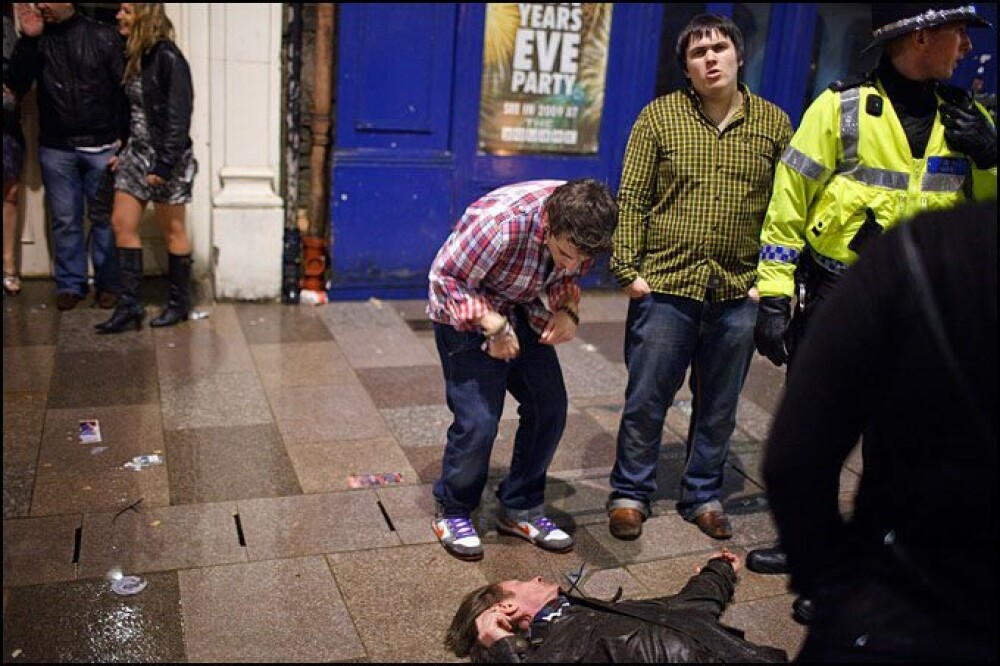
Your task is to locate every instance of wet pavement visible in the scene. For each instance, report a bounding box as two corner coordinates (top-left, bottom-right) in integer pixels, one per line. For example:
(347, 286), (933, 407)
(2, 279), (856, 662)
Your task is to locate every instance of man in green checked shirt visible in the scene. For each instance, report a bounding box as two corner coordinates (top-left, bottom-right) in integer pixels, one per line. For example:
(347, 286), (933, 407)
(606, 14), (792, 543)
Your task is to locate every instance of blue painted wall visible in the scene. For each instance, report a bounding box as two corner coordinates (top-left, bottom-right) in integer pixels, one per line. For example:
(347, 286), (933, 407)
(330, 3), (662, 299)
(329, 2), (998, 301)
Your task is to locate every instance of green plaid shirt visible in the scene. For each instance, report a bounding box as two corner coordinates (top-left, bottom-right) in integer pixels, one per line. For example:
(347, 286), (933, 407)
(611, 84), (792, 301)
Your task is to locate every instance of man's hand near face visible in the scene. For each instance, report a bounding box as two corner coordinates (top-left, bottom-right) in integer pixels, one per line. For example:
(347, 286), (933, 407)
(475, 605), (515, 648)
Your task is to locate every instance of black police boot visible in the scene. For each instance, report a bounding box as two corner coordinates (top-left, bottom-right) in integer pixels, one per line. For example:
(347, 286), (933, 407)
(150, 253), (192, 327)
(746, 545), (789, 575)
(95, 248), (145, 334)
(792, 596), (815, 625)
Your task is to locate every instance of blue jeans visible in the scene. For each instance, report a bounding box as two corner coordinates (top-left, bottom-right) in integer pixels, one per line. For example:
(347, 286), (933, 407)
(432, 314), (568, 521)
(608, 293), (756, 520)
(38, 146), (119, 296)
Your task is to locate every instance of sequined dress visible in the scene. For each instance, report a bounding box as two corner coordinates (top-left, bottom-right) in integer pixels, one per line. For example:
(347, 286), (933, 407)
(115, 74), (197, 204)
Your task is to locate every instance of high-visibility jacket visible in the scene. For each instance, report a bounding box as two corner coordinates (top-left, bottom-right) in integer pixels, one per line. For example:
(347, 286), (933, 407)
(757, 79), (997, 298)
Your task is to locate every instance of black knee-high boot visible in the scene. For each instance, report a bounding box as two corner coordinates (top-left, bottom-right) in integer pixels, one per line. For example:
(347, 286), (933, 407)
(95, 248), (145, 334)
(150, 253), (192, 327)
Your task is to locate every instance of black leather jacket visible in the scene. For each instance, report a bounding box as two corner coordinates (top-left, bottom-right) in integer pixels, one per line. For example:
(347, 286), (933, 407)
(137, 39), (194, 179)
(10, 13), (127, 149)
(479, 560), (787, 663)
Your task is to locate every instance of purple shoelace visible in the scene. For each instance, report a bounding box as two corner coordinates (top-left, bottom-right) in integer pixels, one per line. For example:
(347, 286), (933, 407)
(447, 517), (476, 539)
(533, 516), (558, 532)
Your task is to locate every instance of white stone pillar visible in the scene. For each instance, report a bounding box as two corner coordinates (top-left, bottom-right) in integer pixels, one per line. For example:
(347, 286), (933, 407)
(206, 3), (285, 300)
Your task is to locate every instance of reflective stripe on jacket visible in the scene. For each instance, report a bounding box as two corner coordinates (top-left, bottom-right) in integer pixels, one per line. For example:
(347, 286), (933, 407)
(757, 80), (997, 298)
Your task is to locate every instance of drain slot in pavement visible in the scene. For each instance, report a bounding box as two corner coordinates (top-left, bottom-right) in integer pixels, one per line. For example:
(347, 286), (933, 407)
(233, 513), (247, 546)
(377, 500), (396, 532)
(72, 526), (82, 564)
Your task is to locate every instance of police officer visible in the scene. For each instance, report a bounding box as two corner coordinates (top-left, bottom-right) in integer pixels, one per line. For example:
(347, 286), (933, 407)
(748, 2), (996, 621)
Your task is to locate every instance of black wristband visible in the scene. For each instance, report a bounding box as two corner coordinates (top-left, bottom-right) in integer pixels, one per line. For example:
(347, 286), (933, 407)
(558, 304), (580, 326)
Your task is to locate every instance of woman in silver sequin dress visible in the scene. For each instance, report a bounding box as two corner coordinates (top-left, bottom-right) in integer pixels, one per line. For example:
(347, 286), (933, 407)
(97, 2), (198, 334)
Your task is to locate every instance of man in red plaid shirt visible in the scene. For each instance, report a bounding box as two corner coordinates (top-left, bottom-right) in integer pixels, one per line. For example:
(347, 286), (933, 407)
(427, 179), (617, 561)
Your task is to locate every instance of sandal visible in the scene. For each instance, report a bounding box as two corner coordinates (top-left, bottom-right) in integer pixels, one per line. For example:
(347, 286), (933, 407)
(3, 272), (21, 296)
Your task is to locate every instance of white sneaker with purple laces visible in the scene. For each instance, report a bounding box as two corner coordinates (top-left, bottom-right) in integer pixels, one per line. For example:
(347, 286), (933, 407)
(497, 515), (574, 553)
(432, 515), (484, 561)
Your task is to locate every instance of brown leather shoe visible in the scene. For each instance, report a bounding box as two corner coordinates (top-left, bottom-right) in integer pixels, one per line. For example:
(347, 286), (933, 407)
(693, 510), (733, 540)
(608, 508), (644, 541)
(56, 292), (82, 311)
(96, 291), (120, 309)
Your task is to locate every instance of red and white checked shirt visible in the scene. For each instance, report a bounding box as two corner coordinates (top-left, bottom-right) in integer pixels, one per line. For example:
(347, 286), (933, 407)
(427, 180), (591, 333)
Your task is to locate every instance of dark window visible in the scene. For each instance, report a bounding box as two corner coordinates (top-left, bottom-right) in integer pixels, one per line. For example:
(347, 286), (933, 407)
(654, 3), (706, 97)
(732, 3), (773, 94)
(803, 4), (877, 107)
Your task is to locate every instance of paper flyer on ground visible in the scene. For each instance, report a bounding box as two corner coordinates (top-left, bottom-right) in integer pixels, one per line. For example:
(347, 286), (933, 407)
(78, 419), (102, 444)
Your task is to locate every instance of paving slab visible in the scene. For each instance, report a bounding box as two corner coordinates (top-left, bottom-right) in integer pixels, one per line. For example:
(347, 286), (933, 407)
(328, 544), (487, 663)
(284, 436), (418, 494)
(1, 571), (186, 663)
(2, 345), (55, 392)
(269, 379), (392, 443)
(160, 371), (273, 431)
(47, 349), (159, 409)
(181, 556), (365, 662)
(3, 514), (81, 586)
(78, 502), (246, 578)
(250, 340), (356, 390)
(165, 424), (302, 504)
(237, 491), (400, 560)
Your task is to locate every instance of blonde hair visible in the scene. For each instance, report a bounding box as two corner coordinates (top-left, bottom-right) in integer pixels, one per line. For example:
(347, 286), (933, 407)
(123, 3), (175, 82)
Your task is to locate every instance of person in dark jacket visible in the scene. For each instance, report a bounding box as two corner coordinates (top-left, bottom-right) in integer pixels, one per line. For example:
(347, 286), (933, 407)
(746, 2), (996, 623)
(445, 550), (788, 663)
(10, 2), (127, 310)
(764, 201), (997, 662)
(96, 2), (197, 334)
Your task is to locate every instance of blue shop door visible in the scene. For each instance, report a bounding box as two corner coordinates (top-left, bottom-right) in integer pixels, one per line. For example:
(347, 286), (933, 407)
(330, 4), (459, 300)
(330, 4), (663, 299)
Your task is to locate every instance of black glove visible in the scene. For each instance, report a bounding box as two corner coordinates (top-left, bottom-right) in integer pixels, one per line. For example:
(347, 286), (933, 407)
(754, 296), (791, 367)
(940, 100), (997, 169)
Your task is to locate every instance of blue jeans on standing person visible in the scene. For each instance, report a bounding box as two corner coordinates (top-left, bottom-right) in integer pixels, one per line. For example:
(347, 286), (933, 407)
(38, 146), (119, 298)
(608, 292), (756, 521)
(432, 313), (568, 523)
